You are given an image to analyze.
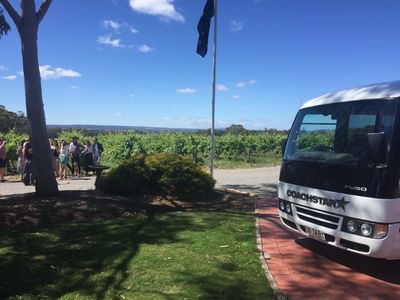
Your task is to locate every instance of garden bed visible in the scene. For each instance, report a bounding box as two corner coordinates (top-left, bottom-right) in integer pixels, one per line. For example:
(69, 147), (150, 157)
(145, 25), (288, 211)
(0, 189), (255, 228)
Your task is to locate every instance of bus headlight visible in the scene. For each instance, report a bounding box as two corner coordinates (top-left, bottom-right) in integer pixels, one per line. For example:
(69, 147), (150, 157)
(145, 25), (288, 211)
(347, 220), (358, 233)
(360, 223), (373, 237)
(285, 203), (292, 214)
(342, 218), (388, 239)
(278, 199), (293, 216)
(373, 224), (388, 239)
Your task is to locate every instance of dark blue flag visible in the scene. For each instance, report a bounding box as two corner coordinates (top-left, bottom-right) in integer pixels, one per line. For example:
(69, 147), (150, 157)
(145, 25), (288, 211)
(196, 0), (214, 57)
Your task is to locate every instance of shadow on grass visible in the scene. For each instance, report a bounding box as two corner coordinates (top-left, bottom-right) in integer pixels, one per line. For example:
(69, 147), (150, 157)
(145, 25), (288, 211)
(0, 188), (273, 299)
(0, 213), (198, 299)
(0, 209), (271, 299)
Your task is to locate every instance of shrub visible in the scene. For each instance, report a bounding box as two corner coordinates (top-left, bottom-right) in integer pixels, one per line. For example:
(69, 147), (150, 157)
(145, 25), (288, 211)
(99, 154), (149, 196)
(99, 153), (215, 201)
(145, 153), (215, 200)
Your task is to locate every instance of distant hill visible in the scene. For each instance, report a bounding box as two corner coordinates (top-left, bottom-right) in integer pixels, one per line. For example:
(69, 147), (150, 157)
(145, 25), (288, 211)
(47, 124), (200, 133)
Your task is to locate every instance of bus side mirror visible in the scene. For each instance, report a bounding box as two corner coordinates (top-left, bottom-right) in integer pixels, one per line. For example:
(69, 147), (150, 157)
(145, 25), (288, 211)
(281, 138), (288, 158)
(367, 132), (386, 164)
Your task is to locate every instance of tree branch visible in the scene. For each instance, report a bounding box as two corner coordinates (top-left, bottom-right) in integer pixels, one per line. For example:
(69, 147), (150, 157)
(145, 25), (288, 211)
(0, 0), (21, 27)
(36, 0), (53, 24)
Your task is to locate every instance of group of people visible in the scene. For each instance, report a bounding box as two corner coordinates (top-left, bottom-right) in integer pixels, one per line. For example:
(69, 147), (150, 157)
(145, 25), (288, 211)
(48, 137), (104, 180)
(0, 136), (104, 185)
(0, 137), (36, 185)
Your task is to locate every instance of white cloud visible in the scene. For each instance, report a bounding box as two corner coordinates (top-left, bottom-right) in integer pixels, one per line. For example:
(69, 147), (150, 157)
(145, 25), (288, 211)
(236, 81), (246, 88)
(232, 94), (241, 99)
(39, 65), (82, 80)
(103, 20), (122, 33)
(97, 35), (126, 48)
(177, 88), (196, 94)
(236, 79), (256, 88)
(130, 27), (139, 34)
(0, 65), (8, 71)
(70, 85), (78, 89)
(129, 0), (184, 23)
(230, 20), (244, 32)
(216, 84), (228, 92)
(102, 20), (139, 35)
(115, 112), (122, 116)
(2, 75), (16, 80)
(137, 44), (154, 53)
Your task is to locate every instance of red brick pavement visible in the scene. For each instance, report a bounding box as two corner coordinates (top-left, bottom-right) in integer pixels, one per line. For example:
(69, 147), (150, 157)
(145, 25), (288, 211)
(257, 197), (400, 300)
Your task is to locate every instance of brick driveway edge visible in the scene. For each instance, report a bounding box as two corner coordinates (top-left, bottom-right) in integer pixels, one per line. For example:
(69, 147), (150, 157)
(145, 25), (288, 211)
(256, 197), (287, 300)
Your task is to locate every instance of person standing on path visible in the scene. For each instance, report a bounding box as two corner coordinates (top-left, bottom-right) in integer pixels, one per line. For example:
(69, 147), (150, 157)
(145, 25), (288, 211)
(0, 137), (6, 182)
(92, 138), (103, 166)
(59, 140), (70, 180)
(82, 141), (94, 175)
(23, 140), (35, 186)
(69, 137), (81, 176)
(50, 140), (60, 177)
(16, 140), (26, 181)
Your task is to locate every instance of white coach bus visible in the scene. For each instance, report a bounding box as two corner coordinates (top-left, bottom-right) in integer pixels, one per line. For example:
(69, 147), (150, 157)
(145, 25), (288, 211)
(278, 81), (400, 259)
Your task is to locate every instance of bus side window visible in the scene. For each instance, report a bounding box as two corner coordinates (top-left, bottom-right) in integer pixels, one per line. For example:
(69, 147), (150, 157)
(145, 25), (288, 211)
(345, 114), (376, 161)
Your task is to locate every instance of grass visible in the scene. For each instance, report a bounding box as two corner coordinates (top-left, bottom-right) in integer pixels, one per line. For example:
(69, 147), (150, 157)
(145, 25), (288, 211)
(0, 211), (274, 299)
(214, 154), (281, 169)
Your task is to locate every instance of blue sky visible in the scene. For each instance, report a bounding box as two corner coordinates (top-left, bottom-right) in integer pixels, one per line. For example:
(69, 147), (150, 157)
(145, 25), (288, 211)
(1, 0), (400, 130)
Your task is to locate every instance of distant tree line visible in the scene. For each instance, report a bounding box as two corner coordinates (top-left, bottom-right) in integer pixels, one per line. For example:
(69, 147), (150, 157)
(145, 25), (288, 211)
(198, 124), (289, 136)
(1, 107), (289, 137)
(0, 105), (29, 134)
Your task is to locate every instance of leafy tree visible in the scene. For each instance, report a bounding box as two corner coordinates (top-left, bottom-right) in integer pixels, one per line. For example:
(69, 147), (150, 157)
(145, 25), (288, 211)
(0, 106), (30, 133)
(0, 0), (58, 195)
(225, 124), (247, 135)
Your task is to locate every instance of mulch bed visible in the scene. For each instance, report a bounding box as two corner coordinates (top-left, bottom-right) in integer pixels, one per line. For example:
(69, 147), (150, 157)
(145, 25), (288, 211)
(0, 190), (255, 229)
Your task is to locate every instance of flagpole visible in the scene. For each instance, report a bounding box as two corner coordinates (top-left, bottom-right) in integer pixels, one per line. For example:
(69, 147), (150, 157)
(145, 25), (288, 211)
(210, 0), (218, 176)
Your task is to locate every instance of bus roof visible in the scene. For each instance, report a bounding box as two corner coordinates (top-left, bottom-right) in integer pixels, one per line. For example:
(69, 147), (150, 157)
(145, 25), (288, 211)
(301, 81), (400, 109)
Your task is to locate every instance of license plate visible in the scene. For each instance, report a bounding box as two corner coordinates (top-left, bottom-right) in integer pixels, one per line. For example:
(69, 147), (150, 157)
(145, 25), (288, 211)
(304, 226), (326, 241)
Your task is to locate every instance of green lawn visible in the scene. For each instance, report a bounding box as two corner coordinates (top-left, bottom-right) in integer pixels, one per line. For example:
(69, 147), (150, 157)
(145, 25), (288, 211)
(0, 211), (274, 299)
(214, 155), (281, 169)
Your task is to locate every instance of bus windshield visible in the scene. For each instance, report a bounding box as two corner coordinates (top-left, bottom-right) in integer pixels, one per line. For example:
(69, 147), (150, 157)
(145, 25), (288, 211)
(284, 100), (396, 166)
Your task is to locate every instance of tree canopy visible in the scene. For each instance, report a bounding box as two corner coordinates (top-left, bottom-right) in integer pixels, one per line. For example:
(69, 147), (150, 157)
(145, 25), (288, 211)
(0, 106), (30, 134)
(0, 8), (10, 38)
(225, 124), (247, 135)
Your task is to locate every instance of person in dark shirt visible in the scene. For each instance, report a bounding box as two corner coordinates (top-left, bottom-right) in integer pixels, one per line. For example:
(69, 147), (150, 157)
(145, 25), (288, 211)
(23, 140), (34, 186)
(92, 138), (104, 165)
(82, 140), (94, 175)
(69, 137), (81, 176)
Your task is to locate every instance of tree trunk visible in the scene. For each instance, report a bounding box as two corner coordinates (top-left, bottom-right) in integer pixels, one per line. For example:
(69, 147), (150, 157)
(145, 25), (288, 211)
(19, 0), (58, 195)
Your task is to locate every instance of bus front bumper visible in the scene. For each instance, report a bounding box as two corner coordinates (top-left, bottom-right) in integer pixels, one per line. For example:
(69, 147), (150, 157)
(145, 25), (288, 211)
(279, 208), (400, 260)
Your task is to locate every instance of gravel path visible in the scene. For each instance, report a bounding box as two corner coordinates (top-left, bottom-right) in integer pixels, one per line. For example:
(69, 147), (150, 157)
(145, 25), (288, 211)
(0, 166), (281, 197)
(214, 166), (280, 197)
(0, 176), (96, 197)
